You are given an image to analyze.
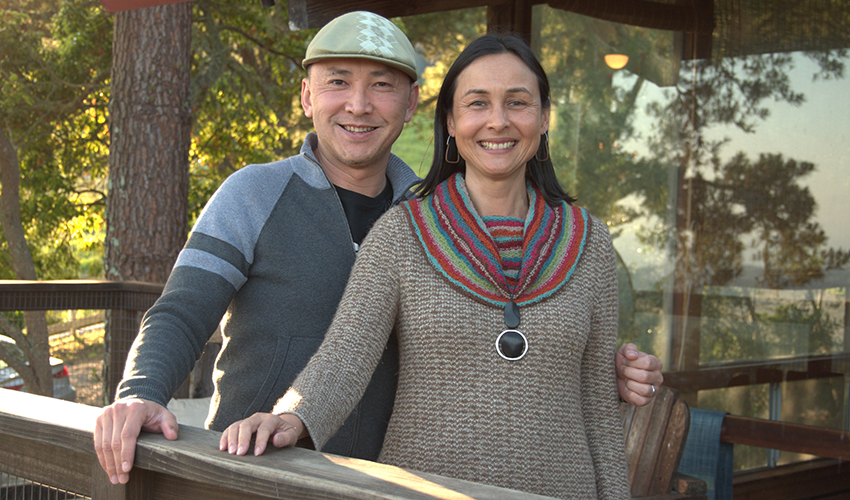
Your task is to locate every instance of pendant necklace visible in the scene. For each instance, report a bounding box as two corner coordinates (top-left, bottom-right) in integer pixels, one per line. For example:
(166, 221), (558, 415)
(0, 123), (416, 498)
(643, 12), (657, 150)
(496, 297), (528, 361)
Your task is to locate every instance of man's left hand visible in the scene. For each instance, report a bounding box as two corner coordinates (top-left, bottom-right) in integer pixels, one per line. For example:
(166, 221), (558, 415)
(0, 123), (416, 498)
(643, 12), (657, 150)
(616, 343), (663, 406)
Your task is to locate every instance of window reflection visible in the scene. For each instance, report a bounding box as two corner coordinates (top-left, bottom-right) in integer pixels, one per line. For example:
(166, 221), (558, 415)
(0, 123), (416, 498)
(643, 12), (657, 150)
(533, 3), (849, 471)
(395, 1), (849, 474)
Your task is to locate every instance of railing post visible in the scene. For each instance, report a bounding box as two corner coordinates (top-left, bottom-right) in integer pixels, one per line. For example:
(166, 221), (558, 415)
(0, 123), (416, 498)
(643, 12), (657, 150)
(844, 286), (850, 431)
(91, 457), (152, 500)
(768, 382), (782, 467)
(104, 308), (142, 404)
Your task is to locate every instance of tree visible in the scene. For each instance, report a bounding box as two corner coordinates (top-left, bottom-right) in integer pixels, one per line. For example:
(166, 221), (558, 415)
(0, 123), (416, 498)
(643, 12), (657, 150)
(1, 0), (111, 396)
(100, 1), (191, 401)
(104, 3), (192, 283)
(187, 0), (313, 223)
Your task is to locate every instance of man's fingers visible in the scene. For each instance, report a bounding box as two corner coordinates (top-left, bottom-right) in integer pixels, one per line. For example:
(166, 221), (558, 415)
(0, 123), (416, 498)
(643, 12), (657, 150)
(620, 343), (640, 359)
(236, 418), (260, 455)
(94, 411), (118, 483)
(160, 412), (179, 441)
(117, 423), (140, 482)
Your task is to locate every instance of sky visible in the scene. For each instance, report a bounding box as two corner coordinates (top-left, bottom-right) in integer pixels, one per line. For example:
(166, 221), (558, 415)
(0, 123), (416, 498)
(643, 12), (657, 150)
(615, 52), (850, 281)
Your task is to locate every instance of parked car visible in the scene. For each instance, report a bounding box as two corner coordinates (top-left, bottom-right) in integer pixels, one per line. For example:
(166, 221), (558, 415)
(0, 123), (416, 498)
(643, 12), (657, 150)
(0, 334), (76, 401)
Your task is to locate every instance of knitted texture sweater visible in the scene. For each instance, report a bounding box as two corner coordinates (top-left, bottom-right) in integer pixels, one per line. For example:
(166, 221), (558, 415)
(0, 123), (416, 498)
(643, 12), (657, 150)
(276, 178), (630, 499)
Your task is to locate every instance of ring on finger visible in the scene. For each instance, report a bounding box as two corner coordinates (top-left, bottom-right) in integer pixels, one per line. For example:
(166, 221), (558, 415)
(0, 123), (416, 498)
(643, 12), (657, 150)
(649, 384), (656, 398)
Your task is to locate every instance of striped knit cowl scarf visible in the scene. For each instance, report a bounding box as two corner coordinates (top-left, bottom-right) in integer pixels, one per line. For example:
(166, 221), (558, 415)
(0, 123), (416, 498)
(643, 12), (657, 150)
(405, 173), (590, 309)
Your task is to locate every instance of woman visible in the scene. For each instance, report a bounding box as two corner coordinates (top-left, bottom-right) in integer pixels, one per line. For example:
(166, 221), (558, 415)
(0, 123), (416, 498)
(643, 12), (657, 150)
(222, 33), (630, 499)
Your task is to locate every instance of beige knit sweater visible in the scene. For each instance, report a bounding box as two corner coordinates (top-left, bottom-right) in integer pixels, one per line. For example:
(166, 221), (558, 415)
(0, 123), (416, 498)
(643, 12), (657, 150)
(274, 204), (630, 499)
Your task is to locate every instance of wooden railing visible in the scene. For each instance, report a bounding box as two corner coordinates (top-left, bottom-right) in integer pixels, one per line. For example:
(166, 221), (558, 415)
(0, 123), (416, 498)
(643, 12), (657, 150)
(664, 354), (850, 460)
(0, 279), (164, 402)
(663, 353), (850, 392)
(0, 390), (558, 500)
(2, 280), (849, 498)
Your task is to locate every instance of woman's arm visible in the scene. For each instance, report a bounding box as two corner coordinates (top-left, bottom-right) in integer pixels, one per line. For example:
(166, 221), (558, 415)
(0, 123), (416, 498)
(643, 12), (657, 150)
(581, 222), (631, 499)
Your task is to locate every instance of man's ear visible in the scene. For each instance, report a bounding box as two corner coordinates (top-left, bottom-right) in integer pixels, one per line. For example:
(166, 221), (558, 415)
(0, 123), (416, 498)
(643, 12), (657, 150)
(404, 81), (420, 123)
(301, 78), (314, 118)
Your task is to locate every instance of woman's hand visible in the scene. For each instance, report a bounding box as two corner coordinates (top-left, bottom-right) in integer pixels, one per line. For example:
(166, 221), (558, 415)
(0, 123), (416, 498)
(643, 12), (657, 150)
(219, 412), (306, 456)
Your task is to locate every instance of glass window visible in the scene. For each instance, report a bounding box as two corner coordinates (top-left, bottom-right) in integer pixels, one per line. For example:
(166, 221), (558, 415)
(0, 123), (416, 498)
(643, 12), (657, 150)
(531, 3), (849, 471)
(395, 1), (849, 473)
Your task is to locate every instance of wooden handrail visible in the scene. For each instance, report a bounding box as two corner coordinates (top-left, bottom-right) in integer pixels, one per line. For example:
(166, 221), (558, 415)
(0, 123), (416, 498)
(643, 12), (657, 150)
(663, 352), (850, 392)
(720, 414), (850, 461)
(0, 279), (163, 312)
(0, 390), (558, 500)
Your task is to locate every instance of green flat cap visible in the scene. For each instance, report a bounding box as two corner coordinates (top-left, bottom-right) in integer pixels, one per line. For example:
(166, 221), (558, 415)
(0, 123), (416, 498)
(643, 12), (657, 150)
(302, 11), (418, 80)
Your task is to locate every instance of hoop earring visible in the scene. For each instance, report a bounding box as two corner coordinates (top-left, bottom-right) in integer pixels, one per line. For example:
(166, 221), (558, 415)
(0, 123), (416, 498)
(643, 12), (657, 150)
(535, 132), (549, 162)
(445, 135), (460, 164)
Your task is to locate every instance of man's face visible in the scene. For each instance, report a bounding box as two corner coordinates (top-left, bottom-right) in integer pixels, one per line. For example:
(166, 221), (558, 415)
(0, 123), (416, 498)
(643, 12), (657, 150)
(302, 58), (419, 174)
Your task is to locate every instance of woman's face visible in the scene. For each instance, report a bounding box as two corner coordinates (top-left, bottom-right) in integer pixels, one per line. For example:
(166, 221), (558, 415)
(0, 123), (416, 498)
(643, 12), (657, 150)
(447, 52), (549, 185)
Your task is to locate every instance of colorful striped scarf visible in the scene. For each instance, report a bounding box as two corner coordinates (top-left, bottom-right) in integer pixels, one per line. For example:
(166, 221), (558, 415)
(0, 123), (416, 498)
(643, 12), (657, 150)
(484, 216), (524, 288)
(405, 173), (589, 308)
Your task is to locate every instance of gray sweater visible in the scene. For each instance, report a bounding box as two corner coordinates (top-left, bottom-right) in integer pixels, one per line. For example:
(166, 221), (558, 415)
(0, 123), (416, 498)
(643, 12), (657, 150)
(116, 133), (420, 460)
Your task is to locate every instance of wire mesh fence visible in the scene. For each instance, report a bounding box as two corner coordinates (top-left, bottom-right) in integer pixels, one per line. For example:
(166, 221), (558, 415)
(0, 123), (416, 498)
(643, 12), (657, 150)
(0, 281), (163, 405)
(0, 473), (89, 500)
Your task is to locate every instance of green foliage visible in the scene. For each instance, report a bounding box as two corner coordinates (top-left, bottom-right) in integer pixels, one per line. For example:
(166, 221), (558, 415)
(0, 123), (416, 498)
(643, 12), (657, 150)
(188, 0), (314, 224)
(392, 112), (434, 177)
(0, 0), (110, 280)
(388, 8), (487, 178)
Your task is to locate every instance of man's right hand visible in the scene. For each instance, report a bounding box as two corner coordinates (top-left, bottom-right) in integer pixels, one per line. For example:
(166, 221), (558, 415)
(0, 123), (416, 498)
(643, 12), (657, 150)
(94, 398), (178, 484)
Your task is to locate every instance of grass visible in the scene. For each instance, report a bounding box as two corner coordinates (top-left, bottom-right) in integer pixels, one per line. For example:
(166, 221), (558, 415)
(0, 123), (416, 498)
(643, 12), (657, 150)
(49, 325), (104, 365)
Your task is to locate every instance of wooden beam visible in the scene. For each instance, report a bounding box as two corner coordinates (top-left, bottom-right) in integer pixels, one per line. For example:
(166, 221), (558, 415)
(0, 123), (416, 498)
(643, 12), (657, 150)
(0, 280), (163, 311)
(288, 0), (509, 30)
(100, 0), (191, 13)
(0, 390), (563, 500)
(721, 414), (850, 461)
(486, 1), (541, 43)
(732, 459), (850, 500)
(662, 352), (850, 392)
(547, 0), (714, 34)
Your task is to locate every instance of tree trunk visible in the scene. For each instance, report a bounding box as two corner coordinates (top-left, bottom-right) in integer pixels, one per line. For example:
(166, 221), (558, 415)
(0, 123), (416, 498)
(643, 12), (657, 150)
(104, 3), (192, 402)
(0, 129), (53, 398)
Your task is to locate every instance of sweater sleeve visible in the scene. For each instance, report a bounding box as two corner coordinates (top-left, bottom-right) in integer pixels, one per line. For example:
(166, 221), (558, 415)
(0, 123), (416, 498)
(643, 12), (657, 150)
(116, 265), (236, 407)
(272, 208), (403, 450)
(116, 164), (277, 406)
(580, 219), (631, 499)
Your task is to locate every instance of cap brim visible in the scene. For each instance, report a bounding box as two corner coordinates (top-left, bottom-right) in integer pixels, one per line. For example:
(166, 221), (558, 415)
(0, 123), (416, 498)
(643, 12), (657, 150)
(302, 54), (418, 81)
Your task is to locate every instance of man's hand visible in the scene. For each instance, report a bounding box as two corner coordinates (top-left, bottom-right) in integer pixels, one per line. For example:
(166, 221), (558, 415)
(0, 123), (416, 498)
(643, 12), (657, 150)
(220, 413), (305, 457)
(94, 399), (178, 485)
(616, 343), (664, 406)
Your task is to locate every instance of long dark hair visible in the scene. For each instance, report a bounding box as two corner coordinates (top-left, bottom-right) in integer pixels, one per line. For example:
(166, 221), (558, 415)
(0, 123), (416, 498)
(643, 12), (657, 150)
(417, 33), (575, 206)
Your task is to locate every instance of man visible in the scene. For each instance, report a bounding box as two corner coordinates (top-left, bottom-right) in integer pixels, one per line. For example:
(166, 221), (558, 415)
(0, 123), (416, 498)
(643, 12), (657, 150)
(94, 11), (663, 485)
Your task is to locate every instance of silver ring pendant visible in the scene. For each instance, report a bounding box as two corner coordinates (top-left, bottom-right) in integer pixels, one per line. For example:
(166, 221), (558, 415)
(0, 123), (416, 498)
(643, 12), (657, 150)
(496, 329), (528, 361)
